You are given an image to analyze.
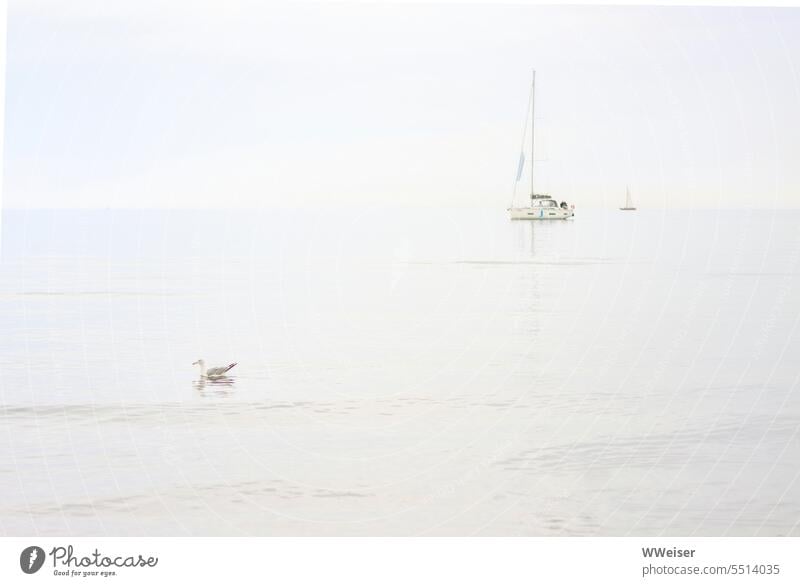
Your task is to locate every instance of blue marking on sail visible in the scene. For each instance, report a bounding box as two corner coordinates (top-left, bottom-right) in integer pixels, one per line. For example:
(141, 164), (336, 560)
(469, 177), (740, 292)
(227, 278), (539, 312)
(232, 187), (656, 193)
(515, 151), (525, 181)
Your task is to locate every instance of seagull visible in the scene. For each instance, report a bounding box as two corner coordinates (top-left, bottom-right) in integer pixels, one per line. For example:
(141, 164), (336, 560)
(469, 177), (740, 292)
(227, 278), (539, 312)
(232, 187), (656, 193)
(193, 359), (237, 379)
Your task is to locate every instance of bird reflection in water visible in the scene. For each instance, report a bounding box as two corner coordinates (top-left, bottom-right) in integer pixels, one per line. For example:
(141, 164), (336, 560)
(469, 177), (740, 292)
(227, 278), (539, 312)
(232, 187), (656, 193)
(193, 376), (236, 398)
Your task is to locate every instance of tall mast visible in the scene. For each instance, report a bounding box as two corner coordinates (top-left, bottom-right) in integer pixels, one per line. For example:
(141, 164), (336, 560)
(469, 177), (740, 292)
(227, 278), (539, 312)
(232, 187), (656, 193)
(530, 69), (536, 199)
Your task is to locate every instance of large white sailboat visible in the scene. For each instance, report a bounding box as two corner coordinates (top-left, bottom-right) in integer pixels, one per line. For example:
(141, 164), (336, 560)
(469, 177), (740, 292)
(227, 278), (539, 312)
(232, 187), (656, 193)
(508, 70), (574, 220)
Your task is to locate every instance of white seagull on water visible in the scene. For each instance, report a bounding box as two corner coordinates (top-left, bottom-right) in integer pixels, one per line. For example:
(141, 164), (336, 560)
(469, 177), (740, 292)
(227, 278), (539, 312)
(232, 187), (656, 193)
(193, 359), (237, 379)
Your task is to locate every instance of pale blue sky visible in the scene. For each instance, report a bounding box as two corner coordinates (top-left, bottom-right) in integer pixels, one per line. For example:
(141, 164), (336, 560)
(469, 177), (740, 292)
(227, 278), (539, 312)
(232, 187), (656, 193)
(4, 2), (800, 208)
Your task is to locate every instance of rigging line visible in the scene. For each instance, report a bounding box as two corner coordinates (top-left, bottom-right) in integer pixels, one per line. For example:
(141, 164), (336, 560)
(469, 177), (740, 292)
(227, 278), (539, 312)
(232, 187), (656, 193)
(510, 85), (534, 209)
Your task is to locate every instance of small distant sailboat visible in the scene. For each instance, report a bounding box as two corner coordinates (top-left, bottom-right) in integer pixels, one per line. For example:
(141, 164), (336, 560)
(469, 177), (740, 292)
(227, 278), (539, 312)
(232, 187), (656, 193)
(620, 186), (636, 211)
(508, 70), (574, 220)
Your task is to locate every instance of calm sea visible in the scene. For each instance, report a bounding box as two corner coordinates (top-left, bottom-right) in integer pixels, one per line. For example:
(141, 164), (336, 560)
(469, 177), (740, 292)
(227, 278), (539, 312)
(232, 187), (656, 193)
(1, 207), (798, 535)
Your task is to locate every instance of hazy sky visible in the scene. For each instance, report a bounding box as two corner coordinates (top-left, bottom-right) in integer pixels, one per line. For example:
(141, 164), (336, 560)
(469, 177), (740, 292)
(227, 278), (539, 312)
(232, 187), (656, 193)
(4, 1), (800, 208)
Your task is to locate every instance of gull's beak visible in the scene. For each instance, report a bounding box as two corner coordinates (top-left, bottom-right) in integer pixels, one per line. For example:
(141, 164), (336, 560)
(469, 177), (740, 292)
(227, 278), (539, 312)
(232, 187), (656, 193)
(192, 361), (198, 365)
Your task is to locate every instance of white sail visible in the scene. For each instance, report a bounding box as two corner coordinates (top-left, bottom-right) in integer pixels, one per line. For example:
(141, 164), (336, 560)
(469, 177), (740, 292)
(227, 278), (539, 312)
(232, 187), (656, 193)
(515, 151), (525, 182)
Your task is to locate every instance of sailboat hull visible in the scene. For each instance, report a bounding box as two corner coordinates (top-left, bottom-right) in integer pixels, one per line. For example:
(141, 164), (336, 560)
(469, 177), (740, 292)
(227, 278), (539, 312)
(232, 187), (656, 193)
(509, 207), (574, 220)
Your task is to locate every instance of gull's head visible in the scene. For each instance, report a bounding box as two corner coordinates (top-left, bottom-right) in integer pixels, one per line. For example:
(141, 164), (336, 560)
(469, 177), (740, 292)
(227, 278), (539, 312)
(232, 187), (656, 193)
(192, 359), (204, 366)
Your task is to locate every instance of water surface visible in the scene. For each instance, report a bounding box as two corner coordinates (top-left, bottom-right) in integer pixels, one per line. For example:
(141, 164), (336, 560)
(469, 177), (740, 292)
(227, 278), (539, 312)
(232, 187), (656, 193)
(1, 207), (798, 535)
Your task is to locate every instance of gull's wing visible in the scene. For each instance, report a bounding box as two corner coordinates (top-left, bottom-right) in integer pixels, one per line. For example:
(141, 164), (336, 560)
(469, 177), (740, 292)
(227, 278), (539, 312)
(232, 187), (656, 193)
(206, 363), (237, 377)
